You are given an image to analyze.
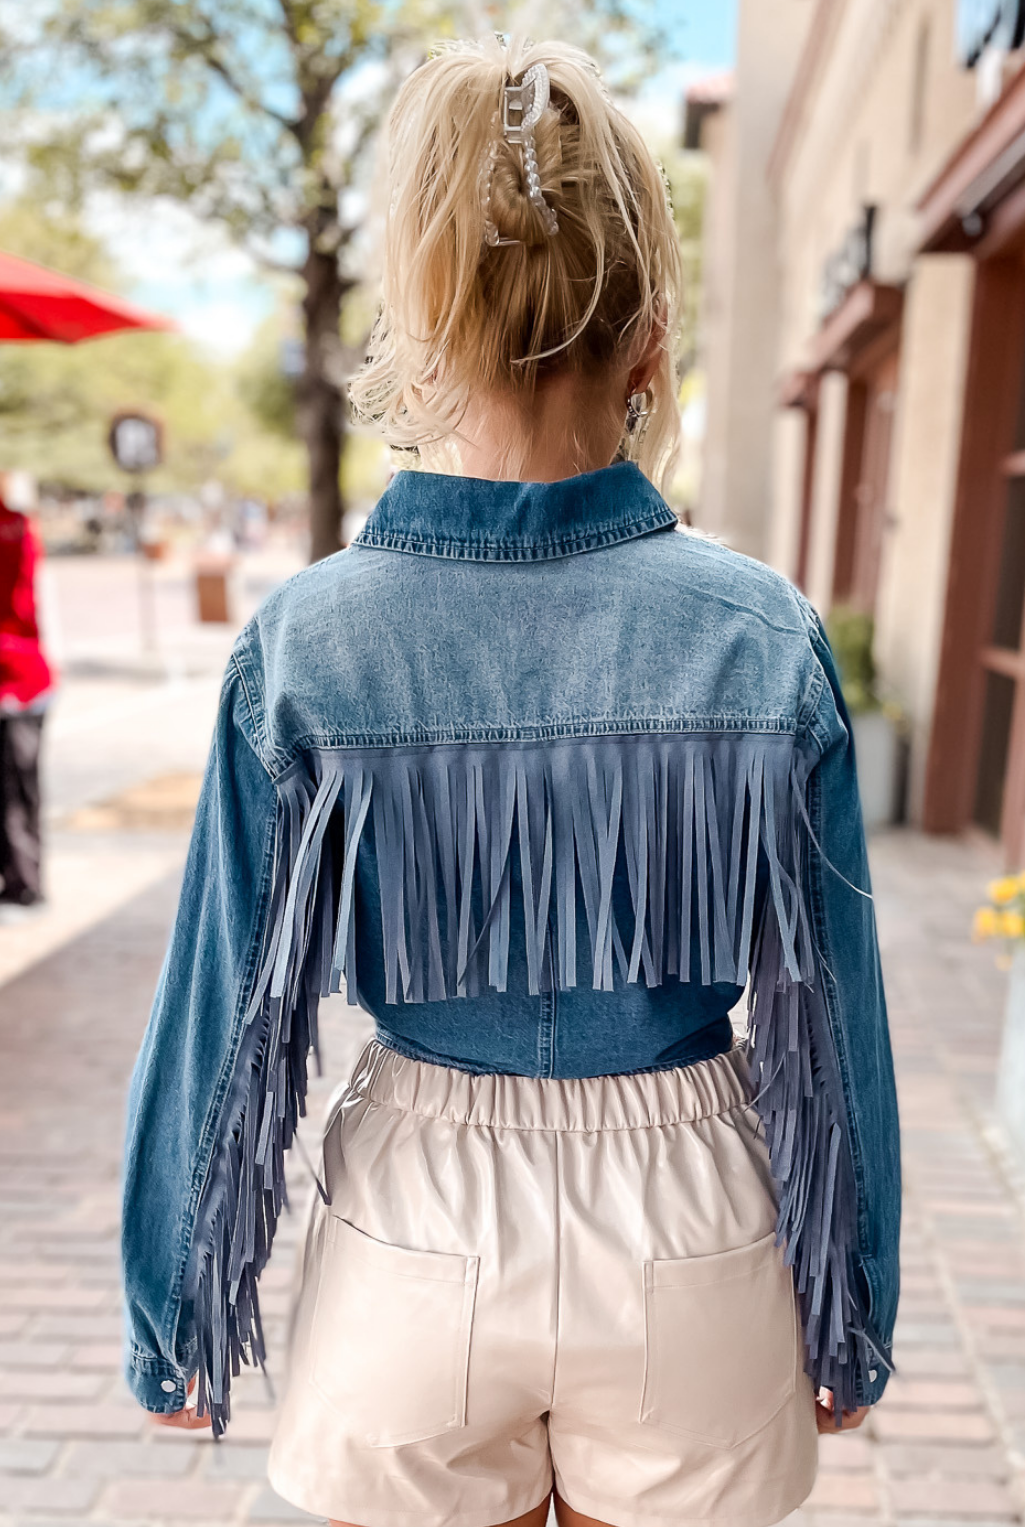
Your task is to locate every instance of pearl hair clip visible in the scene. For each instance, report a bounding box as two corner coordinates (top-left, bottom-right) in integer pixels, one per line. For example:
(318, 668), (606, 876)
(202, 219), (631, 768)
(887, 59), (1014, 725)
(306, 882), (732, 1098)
(481, 63), (560, 247)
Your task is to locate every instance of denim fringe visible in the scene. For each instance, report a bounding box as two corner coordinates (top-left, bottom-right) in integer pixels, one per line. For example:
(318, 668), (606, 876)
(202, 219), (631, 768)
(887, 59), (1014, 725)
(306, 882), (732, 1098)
(184, 732), (889, 1434)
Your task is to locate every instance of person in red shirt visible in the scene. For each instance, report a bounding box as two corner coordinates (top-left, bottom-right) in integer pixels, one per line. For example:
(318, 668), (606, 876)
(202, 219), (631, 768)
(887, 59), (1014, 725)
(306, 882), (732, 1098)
(0, 490), (55, 908)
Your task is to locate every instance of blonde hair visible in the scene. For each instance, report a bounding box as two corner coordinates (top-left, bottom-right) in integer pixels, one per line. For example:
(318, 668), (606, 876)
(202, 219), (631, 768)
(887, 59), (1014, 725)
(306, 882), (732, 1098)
(349, 36), (685, 490)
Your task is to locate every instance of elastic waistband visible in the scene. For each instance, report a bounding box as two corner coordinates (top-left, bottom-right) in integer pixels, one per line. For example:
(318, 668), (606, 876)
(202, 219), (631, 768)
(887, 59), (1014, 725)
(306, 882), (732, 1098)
(346, 1038), (754, 1132)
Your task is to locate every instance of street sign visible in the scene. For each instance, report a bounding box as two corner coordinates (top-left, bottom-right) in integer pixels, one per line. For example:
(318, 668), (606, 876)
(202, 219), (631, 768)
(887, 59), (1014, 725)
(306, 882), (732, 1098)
(959, 0), (1025, 66)
(109, 410), (163, 474)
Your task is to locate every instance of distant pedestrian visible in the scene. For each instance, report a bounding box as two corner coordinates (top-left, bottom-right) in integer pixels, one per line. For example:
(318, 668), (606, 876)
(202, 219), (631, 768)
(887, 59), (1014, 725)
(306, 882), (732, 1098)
(0, 484), (55, 911)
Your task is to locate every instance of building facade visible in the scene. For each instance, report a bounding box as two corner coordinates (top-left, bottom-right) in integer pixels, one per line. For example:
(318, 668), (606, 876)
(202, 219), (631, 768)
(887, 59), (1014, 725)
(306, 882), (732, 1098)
(696, 0), (1025, 863)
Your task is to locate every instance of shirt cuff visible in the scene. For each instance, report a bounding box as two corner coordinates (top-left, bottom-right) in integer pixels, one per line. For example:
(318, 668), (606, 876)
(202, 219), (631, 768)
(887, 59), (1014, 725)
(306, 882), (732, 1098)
(854, 1351), (893, 1407)
(126, 1346), (189, 1414)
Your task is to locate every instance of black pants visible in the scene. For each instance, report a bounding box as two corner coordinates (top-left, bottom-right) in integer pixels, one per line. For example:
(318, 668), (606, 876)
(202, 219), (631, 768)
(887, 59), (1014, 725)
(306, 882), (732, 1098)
(0, 711), (43, 904)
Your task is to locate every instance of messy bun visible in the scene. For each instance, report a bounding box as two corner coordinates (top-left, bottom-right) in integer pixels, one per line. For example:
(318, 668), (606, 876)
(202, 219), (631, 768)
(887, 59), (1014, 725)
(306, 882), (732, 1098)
(349, 36), (684, 489)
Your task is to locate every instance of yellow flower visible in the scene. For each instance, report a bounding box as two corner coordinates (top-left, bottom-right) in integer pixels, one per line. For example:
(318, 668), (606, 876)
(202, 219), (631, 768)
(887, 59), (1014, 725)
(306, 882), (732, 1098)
(1001, 911), (1025, 939)
(974, 906), (1000, 940)
(988, 875), (1023, 905)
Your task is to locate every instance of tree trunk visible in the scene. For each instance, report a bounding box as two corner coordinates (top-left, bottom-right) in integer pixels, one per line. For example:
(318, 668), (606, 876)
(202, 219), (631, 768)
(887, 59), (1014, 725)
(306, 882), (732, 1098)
(300, 233), (345, 564)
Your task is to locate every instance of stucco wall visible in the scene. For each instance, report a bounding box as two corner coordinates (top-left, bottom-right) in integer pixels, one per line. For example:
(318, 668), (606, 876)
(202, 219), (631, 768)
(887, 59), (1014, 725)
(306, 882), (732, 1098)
(694, 103), (737, 544)
(774, 0), (977, 379)
(804, 370), (849, 614)
(763, 0), (981, 826)
(702, 0), (991, 827)
(767, 406), (807, 574)
(874, 254), (975, 818)
(696, 0), (815, 559)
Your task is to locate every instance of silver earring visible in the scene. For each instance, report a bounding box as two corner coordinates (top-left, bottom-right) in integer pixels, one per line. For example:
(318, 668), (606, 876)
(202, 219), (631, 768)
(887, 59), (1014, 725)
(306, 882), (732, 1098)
(626, 390), (650, 434)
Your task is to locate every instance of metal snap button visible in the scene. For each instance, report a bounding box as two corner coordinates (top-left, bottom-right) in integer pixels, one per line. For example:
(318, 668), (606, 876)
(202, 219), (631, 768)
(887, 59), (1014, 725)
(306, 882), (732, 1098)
(160, 1379), (177, 1393)
(869, 1369), (878, 1382)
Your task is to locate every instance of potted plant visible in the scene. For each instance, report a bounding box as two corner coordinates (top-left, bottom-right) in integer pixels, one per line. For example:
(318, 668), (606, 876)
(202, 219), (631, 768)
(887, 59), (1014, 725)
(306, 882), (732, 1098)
(825, 605), (906, 831)
(973, 877), (1025, 1161)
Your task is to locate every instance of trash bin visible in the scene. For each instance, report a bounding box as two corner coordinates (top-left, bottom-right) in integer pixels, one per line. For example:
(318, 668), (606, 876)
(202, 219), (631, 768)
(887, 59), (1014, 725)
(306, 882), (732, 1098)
(194, 554), (234, 623)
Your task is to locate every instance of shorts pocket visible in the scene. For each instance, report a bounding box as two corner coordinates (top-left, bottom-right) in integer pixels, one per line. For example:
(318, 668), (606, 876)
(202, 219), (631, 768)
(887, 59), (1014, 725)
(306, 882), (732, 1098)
(310, 1214), (480, 1447)
(639, 1230), (798, 1448)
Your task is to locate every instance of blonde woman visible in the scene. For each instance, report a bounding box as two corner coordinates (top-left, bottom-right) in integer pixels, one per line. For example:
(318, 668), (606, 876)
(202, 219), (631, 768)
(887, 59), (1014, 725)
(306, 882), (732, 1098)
(121, 37), (900, 1527)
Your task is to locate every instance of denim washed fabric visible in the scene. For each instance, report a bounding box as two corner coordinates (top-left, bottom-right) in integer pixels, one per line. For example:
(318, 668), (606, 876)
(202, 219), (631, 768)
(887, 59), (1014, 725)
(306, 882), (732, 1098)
(121, 459), (900, 1437)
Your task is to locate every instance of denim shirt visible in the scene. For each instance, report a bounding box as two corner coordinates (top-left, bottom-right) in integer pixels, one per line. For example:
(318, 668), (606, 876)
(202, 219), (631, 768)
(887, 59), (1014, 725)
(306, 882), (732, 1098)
(121, 460), (900, 1435)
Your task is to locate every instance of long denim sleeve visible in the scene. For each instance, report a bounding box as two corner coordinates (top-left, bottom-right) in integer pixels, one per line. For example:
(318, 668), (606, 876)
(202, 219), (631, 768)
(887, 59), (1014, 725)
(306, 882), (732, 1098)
(121, 651), (277, 1413)
(803, 609), (900, 1403)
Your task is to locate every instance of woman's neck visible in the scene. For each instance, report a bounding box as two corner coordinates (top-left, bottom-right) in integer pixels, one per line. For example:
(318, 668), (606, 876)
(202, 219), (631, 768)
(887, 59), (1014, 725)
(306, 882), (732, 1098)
(449, 370), (626, 482)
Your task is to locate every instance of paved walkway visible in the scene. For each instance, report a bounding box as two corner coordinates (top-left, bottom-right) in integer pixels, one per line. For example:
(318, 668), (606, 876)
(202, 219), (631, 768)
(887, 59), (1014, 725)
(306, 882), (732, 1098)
(0, 825), (1023, 1525)
(0, 541), (303, 990)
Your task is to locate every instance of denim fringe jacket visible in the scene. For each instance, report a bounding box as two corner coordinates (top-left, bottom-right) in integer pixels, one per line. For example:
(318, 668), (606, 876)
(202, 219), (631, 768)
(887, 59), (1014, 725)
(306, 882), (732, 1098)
(121, 461), (900, 1436)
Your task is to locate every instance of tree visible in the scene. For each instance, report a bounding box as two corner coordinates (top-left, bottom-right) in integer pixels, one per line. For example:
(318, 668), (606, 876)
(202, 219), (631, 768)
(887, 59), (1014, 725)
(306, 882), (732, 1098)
(2, 1), (680, 561)
(0, 200), (305, 500)
(661, 147), (707, 378)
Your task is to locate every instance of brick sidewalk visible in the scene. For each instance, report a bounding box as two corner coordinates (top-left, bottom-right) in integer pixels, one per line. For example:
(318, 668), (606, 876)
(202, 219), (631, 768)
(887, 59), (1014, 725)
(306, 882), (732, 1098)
(0, 827), (1021, 1526)
(0, 867), (374, 1526)
(798, 830), (1025, 1527)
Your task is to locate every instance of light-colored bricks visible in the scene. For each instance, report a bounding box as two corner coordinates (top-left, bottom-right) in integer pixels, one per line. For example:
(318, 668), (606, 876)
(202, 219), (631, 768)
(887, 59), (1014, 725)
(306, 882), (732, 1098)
(888, 1478), (1020, 1518)
(0, 1477), (99, 1511)
(973, 1333), (1025, 1360)
(798, 1516), (884, 1527)
(62, 1440), (195, 1478)
(211, 1409), (278, 1445)
(883, 1381), (985, 1411)
(246, 1486), (321, 1522)
(1, 1286), (106, 1312)
(101, 1478), (247, 1517)
(30, 1314), (124, 1343)
(201, 1443), (271, 1479)
(818, 1434), (874, 1471)
(69, 1342), (122, 1369)
(0, 1344), (69, 1369)
(21, 1404), (145, 1439)
(892, 1350), (971, 1378)
(807, 1472), (880, 1511)
(0, 1440), (60, 1475)
(871, 1411), (996, 1443)
(962, 1307), (1025, 1330)
(0, 1369), (107, 1402)
(880, 1444), (1011, 1479)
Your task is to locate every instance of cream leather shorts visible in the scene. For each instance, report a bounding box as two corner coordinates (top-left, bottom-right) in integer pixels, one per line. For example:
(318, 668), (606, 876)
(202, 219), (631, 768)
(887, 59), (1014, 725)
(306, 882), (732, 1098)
(268, 1038), (818, 1527)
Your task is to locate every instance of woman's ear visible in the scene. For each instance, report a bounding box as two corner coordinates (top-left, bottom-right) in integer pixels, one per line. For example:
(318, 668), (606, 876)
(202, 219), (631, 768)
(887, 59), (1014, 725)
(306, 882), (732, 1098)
(626, 302), (668, 398)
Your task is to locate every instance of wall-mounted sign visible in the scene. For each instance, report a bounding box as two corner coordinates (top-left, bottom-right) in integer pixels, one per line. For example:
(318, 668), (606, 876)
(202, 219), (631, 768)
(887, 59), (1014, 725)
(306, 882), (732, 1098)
(108, 410), (164, 474)
(959, 0), (1025, 67)
(819, 205), (877, 324)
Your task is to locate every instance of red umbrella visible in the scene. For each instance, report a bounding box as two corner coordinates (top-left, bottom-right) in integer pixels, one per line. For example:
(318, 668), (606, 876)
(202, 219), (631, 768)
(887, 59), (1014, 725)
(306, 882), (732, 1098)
(0, 249), (176, 343)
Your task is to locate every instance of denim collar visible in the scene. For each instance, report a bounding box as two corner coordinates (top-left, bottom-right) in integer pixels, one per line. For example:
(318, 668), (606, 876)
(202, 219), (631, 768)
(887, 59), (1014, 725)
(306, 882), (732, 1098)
(352, 459), (678, 562)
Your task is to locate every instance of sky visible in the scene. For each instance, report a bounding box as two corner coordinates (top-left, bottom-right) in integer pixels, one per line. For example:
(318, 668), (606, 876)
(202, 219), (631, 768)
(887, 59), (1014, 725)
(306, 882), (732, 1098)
(110, 1), (738, 359)
(663, 0), (737, 70)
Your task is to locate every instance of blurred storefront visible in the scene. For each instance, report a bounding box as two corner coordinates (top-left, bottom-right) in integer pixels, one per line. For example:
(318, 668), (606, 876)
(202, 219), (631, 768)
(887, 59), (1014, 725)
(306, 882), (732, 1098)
(693, 0), (1025, 863)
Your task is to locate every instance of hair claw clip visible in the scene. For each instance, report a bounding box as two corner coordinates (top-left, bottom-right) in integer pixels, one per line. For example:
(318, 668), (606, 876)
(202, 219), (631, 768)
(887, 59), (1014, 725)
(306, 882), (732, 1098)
(481, 62), (560, 247)
(502, 63), (550, 144)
